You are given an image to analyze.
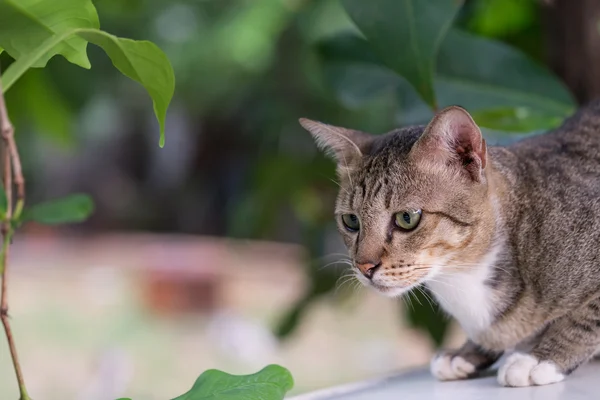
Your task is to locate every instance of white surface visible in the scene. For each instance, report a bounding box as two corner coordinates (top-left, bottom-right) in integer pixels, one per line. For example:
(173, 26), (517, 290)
(289, 360), (600, 400)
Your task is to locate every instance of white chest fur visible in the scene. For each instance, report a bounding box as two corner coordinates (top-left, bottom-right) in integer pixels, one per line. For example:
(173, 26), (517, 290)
(425, 246), (500, 338)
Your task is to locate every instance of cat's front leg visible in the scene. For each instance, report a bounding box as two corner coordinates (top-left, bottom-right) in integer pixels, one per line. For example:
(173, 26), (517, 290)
(498, 300), (600, 387)
(431, 340), (503, 381)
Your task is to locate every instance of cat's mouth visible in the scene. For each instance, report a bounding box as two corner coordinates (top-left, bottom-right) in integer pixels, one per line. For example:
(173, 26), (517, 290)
(355, 267), (433, 297)
(352, 261), (435, 297)
(355, 272), (396, 292)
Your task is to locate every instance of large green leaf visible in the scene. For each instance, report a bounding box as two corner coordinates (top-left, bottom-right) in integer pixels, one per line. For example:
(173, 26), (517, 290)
(435, 29), (575, 116)
(21, 194), (94, 225)
(0, 0), (99, 68)
(341, 0), (463, 109)
(469, 107), (564, 133)
(78, 30), (174, 147)
(1, 28), (175, 147)
(323, 63), (399, 109)
(318, 30), (576, 131)
(172, 365), (294, 400)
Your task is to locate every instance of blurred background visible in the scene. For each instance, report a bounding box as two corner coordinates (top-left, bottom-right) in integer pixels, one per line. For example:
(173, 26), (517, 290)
(0, 0), (598, 398)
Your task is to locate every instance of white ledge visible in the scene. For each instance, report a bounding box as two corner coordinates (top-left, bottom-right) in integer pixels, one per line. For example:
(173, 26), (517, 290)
(288, 361), (600, 400)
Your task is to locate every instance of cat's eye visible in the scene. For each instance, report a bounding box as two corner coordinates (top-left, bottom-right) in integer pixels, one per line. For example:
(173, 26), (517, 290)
(394, 209), (422, 231)
(341, 214), (360, 232)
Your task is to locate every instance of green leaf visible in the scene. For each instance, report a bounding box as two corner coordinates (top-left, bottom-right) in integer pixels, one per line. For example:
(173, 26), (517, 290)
(323, 63), (399, 109)
(470, 107), (563, 133)
(435, 29), (575, 117)
(341, 0), (463, 109)
(467, 0), (536, 38)
(0, 0), (99, 68)
(21, 194), (94, 225)
(318, 30), (576, 132)
(172, 365), (294, 400)
(77, 30), (175, 147)
(1, 28), (175, 147)
(276, 292), (313, 339)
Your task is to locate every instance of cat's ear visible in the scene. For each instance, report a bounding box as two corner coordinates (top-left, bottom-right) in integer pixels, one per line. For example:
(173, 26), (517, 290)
(299, 118), (372, 166)
(410, 106), (487, 182)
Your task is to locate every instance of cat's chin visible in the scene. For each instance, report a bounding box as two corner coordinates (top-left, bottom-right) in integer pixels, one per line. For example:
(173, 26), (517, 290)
(355, 274), (415, 297)
(369, 283), (410, 298)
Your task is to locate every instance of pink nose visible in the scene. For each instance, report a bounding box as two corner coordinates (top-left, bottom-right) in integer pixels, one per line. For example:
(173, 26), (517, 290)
(356, 262), (381, 279)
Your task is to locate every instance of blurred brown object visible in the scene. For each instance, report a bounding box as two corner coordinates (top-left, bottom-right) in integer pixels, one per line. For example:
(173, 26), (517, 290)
(545, 0), (600, 103)
(139, 239), (227, 315)
(9, 232), (305, 317)
(144, 266), (220, 315)
(133, 235), (305, 316)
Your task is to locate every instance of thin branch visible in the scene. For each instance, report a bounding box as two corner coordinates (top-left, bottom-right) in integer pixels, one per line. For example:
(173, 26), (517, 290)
(0, 66), (31, 400)
(0, 82), (13, 213)
(9, 139), (24, 220)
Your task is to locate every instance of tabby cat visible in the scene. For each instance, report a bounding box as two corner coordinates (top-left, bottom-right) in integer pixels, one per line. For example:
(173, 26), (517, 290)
(300, 102), (600, 387)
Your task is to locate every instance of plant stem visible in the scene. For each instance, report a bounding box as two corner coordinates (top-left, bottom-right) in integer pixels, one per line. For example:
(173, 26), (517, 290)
(0, 66), (31, 400)
(9, 139), (24, 220)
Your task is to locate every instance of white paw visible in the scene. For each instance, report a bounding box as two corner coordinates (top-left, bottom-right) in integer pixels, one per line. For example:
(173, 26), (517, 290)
(497, 353), (564, 387)
(430, 353), (476, 381)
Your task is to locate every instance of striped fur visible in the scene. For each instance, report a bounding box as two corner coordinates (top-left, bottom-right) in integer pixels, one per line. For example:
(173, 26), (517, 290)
(301, 101), (600, 386)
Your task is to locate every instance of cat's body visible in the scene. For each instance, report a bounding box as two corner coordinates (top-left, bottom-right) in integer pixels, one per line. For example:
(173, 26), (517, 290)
(300, 101), (600, 387)
(472, 104), (600, 349)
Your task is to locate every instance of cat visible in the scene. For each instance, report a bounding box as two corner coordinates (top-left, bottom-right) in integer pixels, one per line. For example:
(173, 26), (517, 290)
(299, 101), (600, 387)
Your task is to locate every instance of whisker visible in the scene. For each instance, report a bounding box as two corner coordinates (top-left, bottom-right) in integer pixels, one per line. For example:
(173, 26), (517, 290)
(404, 290), (415, 312)
(311, 253), (351, 264)
(351, 280), (363, 296)
(422, 281), (453, 304)
(318, 259), (353, 271)
(414, 286), (436, 312)
(409, 263), (513, 278)
(400, 295), (408, 311)
(408, 290), (423, 307)
(328, 178), (351, 196)
(335, 275), (357, 295)
(335, 270), (355, 281)
(424, 278), (459, 288)
(336, 271), (356, 283)
(319, 252), (352, 259)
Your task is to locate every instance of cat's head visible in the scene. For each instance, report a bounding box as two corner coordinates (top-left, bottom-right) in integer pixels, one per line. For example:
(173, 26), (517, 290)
(300, 106), (496, 297)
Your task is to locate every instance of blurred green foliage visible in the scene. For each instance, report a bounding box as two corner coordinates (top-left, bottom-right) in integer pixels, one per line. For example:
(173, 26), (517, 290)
(268, 0), (575, 345)
(19, 194), (94, 225)
(0, 0), (580, 347)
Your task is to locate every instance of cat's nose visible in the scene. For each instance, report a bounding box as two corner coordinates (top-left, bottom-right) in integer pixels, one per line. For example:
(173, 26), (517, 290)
(356, 261), (381, 279)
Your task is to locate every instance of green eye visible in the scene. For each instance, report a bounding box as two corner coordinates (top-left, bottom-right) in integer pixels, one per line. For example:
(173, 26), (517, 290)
(341, 214), (360, 232)
(394, 209), (422, 230)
